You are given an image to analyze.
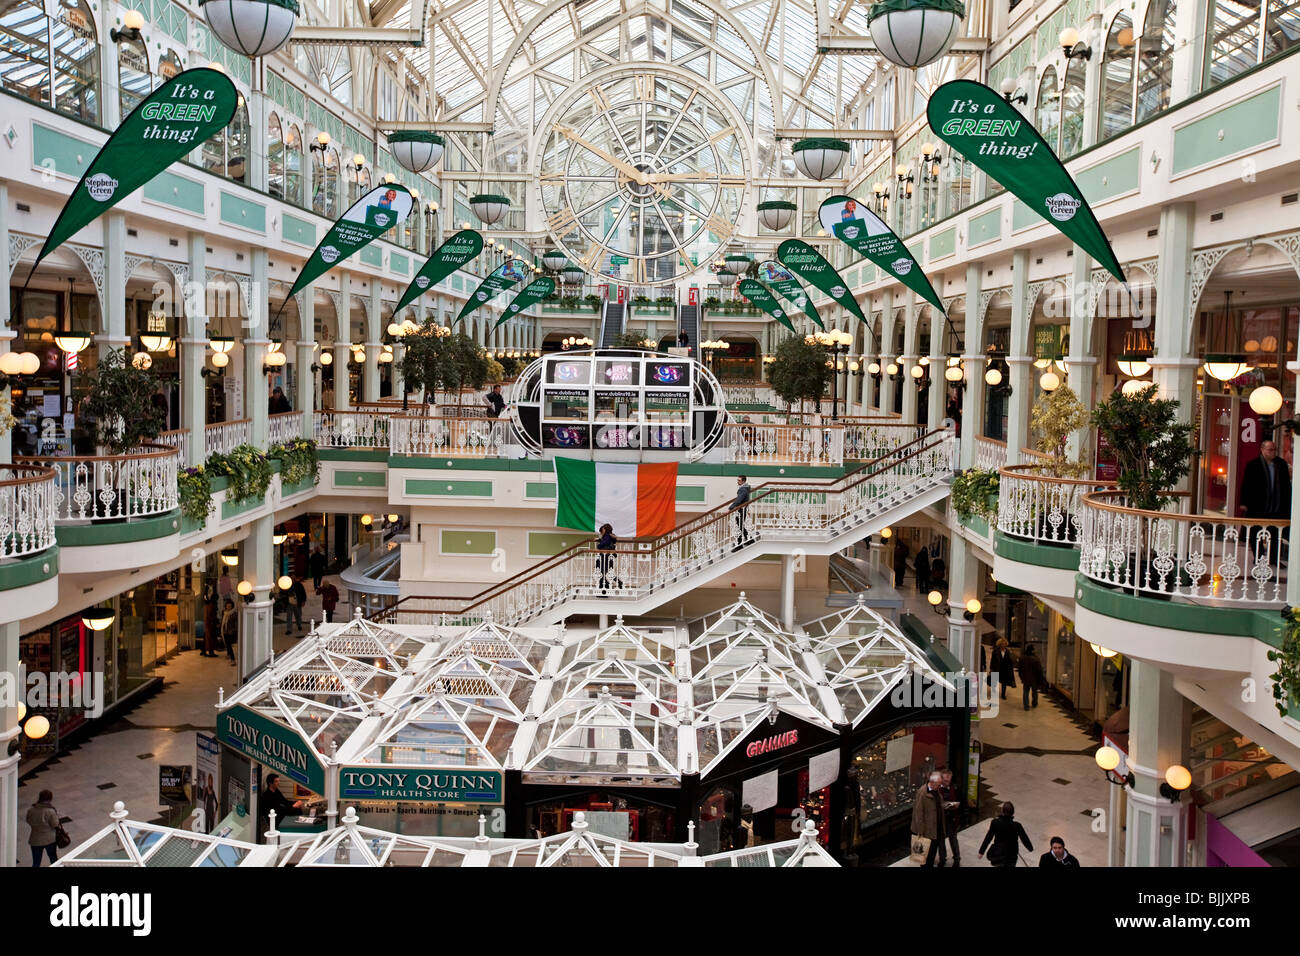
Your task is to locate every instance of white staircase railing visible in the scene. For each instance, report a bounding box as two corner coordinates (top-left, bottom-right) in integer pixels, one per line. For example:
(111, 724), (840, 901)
(376, 429), (957, 627)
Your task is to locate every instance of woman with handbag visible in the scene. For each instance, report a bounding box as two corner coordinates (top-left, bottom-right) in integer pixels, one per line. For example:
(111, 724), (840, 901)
(978, 801), (1034, 867)
(26, 789), (63, 866)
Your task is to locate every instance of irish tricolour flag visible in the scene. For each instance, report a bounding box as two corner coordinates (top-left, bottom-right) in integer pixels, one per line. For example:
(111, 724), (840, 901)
(554, 459), (678, 537)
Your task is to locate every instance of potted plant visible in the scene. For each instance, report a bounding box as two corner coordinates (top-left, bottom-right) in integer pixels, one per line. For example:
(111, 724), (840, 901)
(77, 347), (169, 456)
(766, 335), (833, 420)
(268, 437), (320, 489)
(583, 294), (602, 310)
(206, 443), (274, 504)
(1027, 385), (1091, 541)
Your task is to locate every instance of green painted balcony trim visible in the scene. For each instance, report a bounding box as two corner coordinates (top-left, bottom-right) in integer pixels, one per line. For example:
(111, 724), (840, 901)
(960, 514), (990, 537)
(1074, 575), (1284, 649)
(320, 449), (389, 462)
(406, 479), (494, 497)
(993, 531), (1080, 570)
(281, 476), (318, 498)
(0, 546), (59, 590)
(334, 470), (386, 489)
(387, 457), (849, 479)
(221, 494), (266, 521)
(56, 510), (180, 547)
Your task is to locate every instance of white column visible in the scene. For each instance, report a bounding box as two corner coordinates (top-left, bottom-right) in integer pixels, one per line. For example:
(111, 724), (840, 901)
(1005, 250), (1031, 465)
(364, 291), (381, 403)
(0, 621), (19, 867)
(781, 554), (796, 631)
(247, 250), (269, 449)
(1067, 253), (1098, 463)
(238, 517), (275, 680)
(959, 263), (984, 471)
(336, 275), (352, 410)
(900, 295), (918, 424)
(945, 538), (981, 674)
(296, 339), (316, 440)
(928, 305), (946, 427)
(182, 233), (207, 467)
(1124, 660), (1190, 866)
(879, 291), (896, 415)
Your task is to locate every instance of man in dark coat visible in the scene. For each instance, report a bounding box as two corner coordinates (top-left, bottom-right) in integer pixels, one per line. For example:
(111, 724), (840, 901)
(1239, 439), (1290, 561)
(892, 538), (910, 589)
(910, 771), (947, 866)
(914, 545), (931, 593)
(989, 638), (1016, 700)
(1018, 644), (1045, 709)
(1039, 836), (1081, 867)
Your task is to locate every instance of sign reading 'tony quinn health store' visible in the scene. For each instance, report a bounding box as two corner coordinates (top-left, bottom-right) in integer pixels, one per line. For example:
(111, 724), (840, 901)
(217, 704), (325, 794)
(339, 767), (504, 803)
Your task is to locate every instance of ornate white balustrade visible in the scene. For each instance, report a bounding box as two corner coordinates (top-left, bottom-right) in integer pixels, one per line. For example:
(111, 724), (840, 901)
(17, 446), (180, 523)
(1078, 491), (1288, 606)
(0, 465), (58, 558)
(974, 436), (1007, 471)
(997, 465), (1114, 546)
(390, 416), (510, 458)
(314, 410), (392, 449)
(206, 420), (251, 457)
(268, 411), (301, 447)
(721, 422), (844, 465)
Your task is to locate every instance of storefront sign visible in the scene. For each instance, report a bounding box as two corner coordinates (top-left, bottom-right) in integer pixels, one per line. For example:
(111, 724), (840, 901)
(216, 704), (325, 794)
(746, 729), (799, 758)
(338, 766), (504, 803)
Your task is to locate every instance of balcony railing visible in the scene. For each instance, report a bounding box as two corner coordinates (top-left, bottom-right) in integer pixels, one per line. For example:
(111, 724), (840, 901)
(721, 422), (844, 465)
(998, 464), (1115, 546)
(314, 410), (392, 449)
(206, 419), (251, 457)
(1078, 491), (1288, 606)
(390, 416), (511, 458)
(17, 445), (180, 523)
(268, 411), (301, 447)
(974, 436), (1007, 471)
(0, 465), (57, 558)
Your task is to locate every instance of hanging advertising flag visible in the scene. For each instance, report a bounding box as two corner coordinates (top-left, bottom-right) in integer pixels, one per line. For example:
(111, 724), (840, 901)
(34, 67), (238, 267)
(927, 79), (1126, 284)
(777, 239), (866, 323)
(285, 183), (415, 307)
(818, 196), (944, 312)
(494, 276), (556, 329)
(756, 260), (821, 328)
(457, 258), (530, 322)
(394, 229), (484, 313)
(736, 278), (796, 333)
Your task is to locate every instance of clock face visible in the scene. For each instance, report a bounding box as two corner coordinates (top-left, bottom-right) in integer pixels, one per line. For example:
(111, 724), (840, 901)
(540, 72), (748, 286)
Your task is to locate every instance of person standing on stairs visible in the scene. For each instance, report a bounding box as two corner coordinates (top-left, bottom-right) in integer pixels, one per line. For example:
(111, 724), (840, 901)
(731, 475), (752, 551)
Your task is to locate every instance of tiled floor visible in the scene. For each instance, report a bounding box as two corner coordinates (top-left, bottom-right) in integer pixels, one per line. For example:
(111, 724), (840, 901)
(12, 575), (348, 866)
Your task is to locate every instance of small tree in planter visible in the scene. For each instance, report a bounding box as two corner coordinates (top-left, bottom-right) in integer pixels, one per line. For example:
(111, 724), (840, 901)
(398, 324), (493, 410)
(767, 335), (832, 419)
(1030, 384), (1090, 478)
(1091, 384), (1194, 512)
(77, 347), (169, 454)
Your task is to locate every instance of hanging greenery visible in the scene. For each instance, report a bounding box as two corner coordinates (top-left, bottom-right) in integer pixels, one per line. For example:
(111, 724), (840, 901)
(207, 443), (274, 504)
(1268, 608), (1300, 717)
(268, 437), (319, 487)
(951, 468), (1000, 521)
(178, 465), (214, 524)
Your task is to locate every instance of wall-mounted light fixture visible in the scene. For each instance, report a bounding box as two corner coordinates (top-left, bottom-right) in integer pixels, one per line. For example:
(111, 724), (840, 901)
(111, 9), (144, 43)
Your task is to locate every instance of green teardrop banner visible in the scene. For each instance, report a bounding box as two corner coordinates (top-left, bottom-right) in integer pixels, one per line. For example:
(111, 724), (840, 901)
(777, 239), (865, 323)
(818, 196), (944, 312)
(287, 183), (415, 304)
(926, 79), (1125, 284)
(756, 260), (822, 328)
(494, 276), (556, 329)
(736, 278), (796, 333)
(458, 259), (531, 323)
(35, 67), (238, 266)
(394, 229), (484, 313)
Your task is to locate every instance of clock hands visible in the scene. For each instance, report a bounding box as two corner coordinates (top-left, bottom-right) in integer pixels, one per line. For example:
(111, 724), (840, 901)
(553, 125), (647, 184)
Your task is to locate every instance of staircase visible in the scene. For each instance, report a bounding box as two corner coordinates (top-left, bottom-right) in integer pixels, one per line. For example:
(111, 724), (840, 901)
(376, 428), (957, 627)
(599, 300), (626, 348)
(677, 303), (698, 353)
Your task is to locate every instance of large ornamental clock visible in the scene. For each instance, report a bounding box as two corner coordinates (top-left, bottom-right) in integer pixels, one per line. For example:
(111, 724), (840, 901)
(539, 71), (749, 286)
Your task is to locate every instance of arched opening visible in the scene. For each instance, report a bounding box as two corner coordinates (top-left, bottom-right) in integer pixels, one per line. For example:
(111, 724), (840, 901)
(125, 261), (182, 432)
(315, 147), (339, 216)
(1207, 0), (1262, 88)
(117, 33), (150, 117)
(1060, 58), (1087, 158)
(1100, 14), (1136, 140)
(1026, 282), (1072, 452)
(284, 124), (303, 206)
(314, 289), (338, 409)
(1036, 66), (1060, 154)
(1191, 245), (1300, 515)
(1137, 0), (1175, 122)
(267, 111), (285, 199)
(710, 332), (760, 383)
(202, 94), (249, 183)
(981, 292), (1013, 443)
(1, 0), (99, 122)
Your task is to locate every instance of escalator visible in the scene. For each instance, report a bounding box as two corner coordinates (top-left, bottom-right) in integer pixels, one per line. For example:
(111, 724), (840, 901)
(599, 300), (626, 348)
(677, 303), (698, 354)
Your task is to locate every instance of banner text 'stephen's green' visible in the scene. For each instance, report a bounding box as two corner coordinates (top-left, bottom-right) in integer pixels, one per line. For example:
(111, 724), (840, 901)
(735, 278), (796, 333)
(926, 79), (1126, 284)
(818, 196), (944, 313)
(286, 183), (415, 306)
(777, 239), (866, 324)
(394, 230), (484, 313)
(37, 68), (238, 266)
(458, 259), (531, 322)
(494, 276), (556, 329)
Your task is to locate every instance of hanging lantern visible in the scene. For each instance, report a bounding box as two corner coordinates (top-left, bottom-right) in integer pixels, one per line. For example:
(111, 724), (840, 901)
(199, 0), (299, 58)
(791, 138), (851, 181)
(470, 193), (511, 226)
(387, 131), (444, 174)
(562, 266), (585, 285)
(542, 250), (569, 271)
(756, 200), (797, 231)
(866, 0), (967, 69)
(720, 253), (752, 275)
(944, 363), (964, 382)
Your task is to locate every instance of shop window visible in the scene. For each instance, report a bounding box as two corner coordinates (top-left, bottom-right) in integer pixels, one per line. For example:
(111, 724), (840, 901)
(1264, 0), (1300, 59)
(1100, 14), (1136, 140)
(284, 124), (303, 205)
(527, 791), (676, 842)
(1, 0), (99, 124)
(1060, 59), (1087, 157)
(1, 0), (53, 109)
(202, 97), (249, 184)
(1036, 66), (1060, 152)
(267, 111), (284, 199)
(1207, 0), (1262, 88)
(846, 722), (950, 837)
(342, 158), (357, 205)
(157, 49), (181, 84)
(314, 147), (339, 216)
(118, 33), (150, 117)
(53, 0), (97, 122)
(1137, 0), (1175, 121)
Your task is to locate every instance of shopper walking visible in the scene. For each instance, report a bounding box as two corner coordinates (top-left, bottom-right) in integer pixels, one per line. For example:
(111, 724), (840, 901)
(309, 547), (327, 589)
(201, 582), (219, 657)
(730, 475), (752, 550)
(1039, 835), (1081, 867)
(989, 637), (1016, 700)
(910, 770), (947, 866)
(892, 538), (910, 589)
(221, 597), (238, 666)
(287, 575), (308, 635)
(1018, 644), (1045, 710)
(914, 545), (931, 593)
(317, 581), (340, 623)
(978, 801), (1033, 867)
(26, 790), (61, 867)
(938, 766), (963, 866)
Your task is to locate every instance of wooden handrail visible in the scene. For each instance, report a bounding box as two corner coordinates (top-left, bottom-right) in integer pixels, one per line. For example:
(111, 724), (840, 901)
(0, 464), (57, 488)
(999, 463), (1116, 488)
(206, 418), (252, 429)
(1081, 489), (1290, 527)
(17, 442), (179, 464)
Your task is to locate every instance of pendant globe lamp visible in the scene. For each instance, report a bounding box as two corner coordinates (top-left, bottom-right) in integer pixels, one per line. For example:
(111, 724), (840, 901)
(387, 131), (444, 174)
(722, 253), (753, 276)
(470, 193), (511, 226)
(542, 250), (569, 271)
(562, 265), (585, 286)
(756, 200), (797, 231)
(867, 0), (967, 69)
(791, 138), (851, 181)
(199, 0), (299, 57)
